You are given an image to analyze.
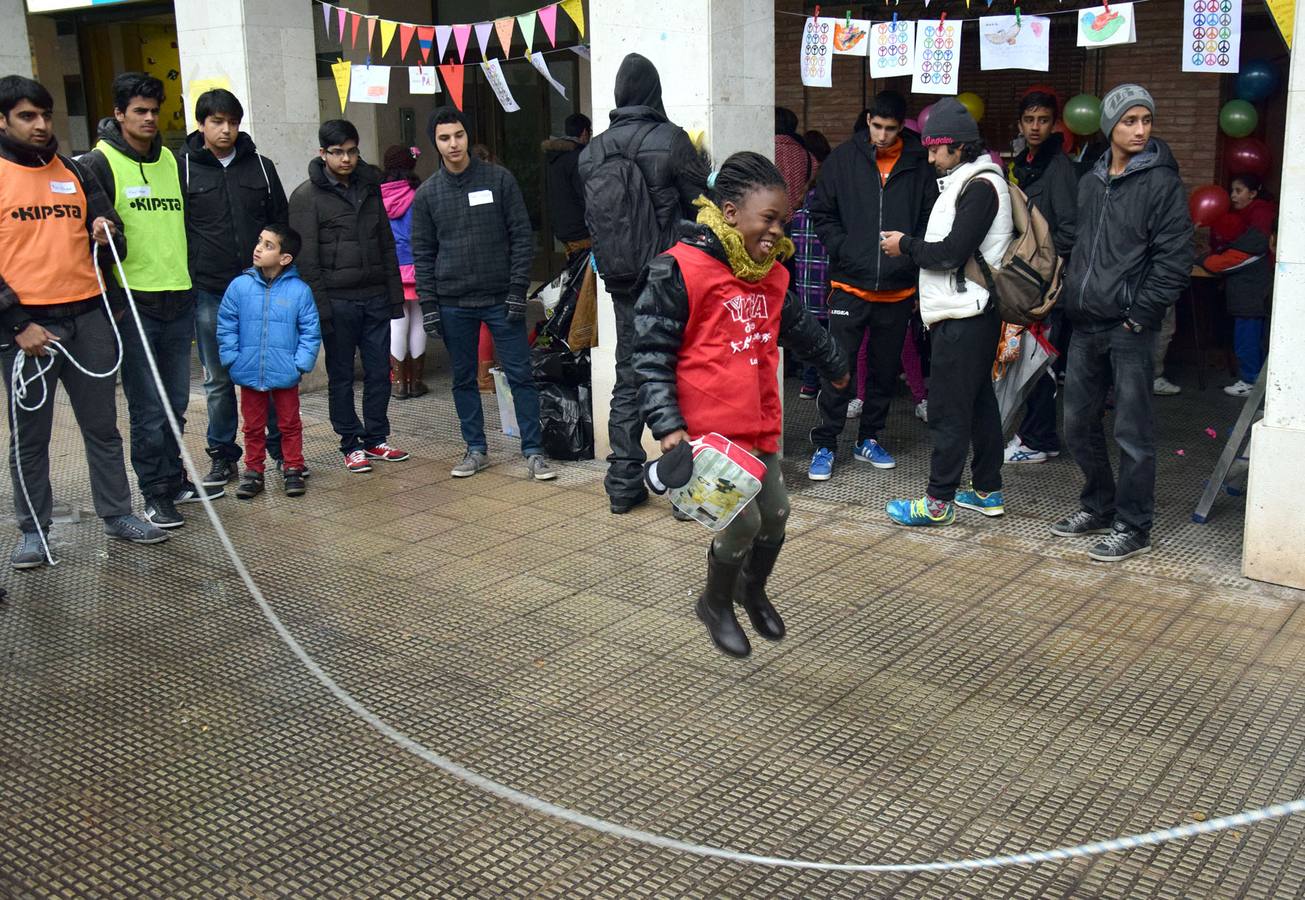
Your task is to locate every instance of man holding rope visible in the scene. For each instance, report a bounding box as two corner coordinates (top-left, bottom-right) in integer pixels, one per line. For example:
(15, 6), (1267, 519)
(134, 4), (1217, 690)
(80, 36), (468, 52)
(0, 75), (168, 572)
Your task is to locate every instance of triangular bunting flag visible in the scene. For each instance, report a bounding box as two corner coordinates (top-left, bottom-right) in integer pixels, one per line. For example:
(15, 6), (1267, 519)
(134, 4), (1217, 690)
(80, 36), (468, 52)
(516, 12), (537, 54)
(453, 24), (472, 61)
(379, 20), (397, 57)
(494, 18), (515, 57)
(539, 5), (559, 47)
(366, 16), (377, 52)
(398, 23), (415, 60)
(322, 3), (332, 38)
(336, 7), (346, 41)
(436, 25), (452, 63)
(331, 58), (351, 112)
(349, 12), (361, 48)
(417, 25), (435, 64)
(560, 0), (585, 38)
(474, 22), (493, 59)
(438, 64), (465, 111)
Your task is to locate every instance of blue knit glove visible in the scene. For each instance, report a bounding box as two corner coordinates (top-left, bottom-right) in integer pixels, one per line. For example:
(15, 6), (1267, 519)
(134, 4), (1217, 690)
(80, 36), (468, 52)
(506, 294), (527, 324)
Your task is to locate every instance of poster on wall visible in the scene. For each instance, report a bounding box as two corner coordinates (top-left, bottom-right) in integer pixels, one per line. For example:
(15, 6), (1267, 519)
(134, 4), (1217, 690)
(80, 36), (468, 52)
(801, 16), (833, 88)
(349, 65), (391, 104)
(1077, 3), (1138, 48)
(979, 15), (1051, 71)
(912, 18), (962, 95)
(408, 67), (440, 94)
(869, 20), (915, 78)
(832, 18), (871, 56)
(1182, 0), (1242, 73)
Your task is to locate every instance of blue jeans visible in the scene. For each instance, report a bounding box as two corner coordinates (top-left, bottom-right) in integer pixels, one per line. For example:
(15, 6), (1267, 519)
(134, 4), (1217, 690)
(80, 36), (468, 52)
(324, 295), (393, 454)
(120, 302), (195, 498)
(441, 304), (543, 457)
(1233, 317), (1265, 384)
(1063, 326), (1156, 535)
(195, 289), (280, 461)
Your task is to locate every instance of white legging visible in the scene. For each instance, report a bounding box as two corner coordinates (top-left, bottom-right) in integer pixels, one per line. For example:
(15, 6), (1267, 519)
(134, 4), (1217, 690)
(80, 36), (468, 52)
(390, 299), (427, 360)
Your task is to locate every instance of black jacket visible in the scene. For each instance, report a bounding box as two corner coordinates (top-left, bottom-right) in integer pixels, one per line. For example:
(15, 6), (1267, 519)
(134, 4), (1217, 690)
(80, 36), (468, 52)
(632, 224), (846, 441)
(808, 135), (937, 293)
(410, 157), (534, 310)
(0, 132), (127, 334)
(1062, 138), (1194, 332)
(578, 54), (706, 273)
(1009, 133), (1078, 258)
(288, 157), (404, 328)
(542, 136), (588, 243)
(177, 131), (289, 294)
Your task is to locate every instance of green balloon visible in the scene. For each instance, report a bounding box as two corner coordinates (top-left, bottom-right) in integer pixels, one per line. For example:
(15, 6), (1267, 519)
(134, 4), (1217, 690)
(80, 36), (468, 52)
(1064, 94), (1103, 136)
(1220, 100), (1258, 138)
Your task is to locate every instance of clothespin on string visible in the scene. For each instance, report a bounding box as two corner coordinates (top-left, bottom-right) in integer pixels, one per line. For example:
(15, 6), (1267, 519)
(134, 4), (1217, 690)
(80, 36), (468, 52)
(813, 5), (821, 20)
(940, 11), (949, 27)
(1015, 6), (1022, 25)
(892, 10), (898, 25)
(845, 9), (852, 27)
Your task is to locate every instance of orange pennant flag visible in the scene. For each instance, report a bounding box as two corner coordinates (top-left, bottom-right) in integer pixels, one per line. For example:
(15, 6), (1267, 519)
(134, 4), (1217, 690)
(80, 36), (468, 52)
(494, 17), (515, 56)
(438, 64), (465, 110)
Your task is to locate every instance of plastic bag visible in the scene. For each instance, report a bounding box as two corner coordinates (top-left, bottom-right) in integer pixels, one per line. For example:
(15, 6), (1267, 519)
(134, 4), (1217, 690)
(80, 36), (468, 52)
(538, 382), (593, 460)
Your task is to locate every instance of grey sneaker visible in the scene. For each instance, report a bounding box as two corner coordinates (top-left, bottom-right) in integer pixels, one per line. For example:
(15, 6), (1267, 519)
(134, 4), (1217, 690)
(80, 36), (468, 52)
(1088, 524), (1152, 563)
(527, 454), (558, 482)
(451, 450), (489, 478)
(1050, 510), (1113, 538)
(11, 532), (47, 570)
(103, 515), (169, 545)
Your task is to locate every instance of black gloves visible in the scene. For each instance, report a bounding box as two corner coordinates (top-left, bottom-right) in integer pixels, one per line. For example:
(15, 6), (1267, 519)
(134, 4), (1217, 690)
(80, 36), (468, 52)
(506, 294), (527, 324)
(421, 302), (442, 338)
(644, 440), (695, 495)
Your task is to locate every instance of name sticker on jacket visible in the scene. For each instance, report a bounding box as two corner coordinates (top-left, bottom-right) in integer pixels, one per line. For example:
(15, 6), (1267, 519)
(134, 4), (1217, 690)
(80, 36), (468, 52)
(49, 181), (77, 195)
(125, 185), (152, 200)
(468, 190), (494, 207)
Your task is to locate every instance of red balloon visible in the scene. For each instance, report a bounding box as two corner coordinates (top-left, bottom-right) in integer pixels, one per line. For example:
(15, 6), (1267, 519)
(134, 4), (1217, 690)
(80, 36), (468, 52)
(1211, 211), (1244, 244)
(1053, 121), (1075, 155)
(1189, 185), (1231, 228)
(1022, 83), (1065, 109)
(1225, 137), (1271, 177)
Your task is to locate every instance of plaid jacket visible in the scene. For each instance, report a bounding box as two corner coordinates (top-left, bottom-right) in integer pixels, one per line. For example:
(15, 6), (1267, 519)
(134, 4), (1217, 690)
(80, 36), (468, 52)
(790, 191), (829, 319)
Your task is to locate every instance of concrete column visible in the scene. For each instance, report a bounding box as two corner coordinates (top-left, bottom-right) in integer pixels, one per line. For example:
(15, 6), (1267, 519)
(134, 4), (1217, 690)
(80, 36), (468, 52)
(1243, 4), (1305, 589)
(0, 0), (32, 78)
(173, 0), (319, 185)
(588, 0), (775, 459)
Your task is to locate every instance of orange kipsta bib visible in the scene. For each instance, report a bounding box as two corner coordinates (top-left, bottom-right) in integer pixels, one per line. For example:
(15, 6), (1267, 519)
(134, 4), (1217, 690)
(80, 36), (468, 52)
(0, 155), (102, 306)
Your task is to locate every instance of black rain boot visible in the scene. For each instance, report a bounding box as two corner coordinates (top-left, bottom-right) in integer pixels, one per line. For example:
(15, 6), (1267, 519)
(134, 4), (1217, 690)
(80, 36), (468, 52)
(735, 539), (787, 641)
(695, 547), (751, 658)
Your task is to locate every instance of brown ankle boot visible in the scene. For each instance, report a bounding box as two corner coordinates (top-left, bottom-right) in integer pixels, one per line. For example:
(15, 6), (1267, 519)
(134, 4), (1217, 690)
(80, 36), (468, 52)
(408, 354), (429, 397)
(391, 356), (409, 399)
(477, 359), (494, 392)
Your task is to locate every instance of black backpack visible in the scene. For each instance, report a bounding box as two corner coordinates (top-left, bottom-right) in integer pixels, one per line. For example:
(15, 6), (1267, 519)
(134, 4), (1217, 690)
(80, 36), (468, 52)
(583, 123), (663, 292)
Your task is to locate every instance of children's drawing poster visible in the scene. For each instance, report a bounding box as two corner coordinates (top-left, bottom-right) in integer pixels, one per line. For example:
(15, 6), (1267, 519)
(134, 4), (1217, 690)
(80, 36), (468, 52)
(481, 58), (520, 112)
(348, 65), (391, 104)
(832, 18), (871, 56)
(979, 15), (1051, 71)
(408, 66), (440, 94)
(1077, 3), (1138, 48)
(870, 20), (915, 78)
(1182, 0), (1241, 73)
(801, 16), (833, 87)
(912, 19), (962, 95)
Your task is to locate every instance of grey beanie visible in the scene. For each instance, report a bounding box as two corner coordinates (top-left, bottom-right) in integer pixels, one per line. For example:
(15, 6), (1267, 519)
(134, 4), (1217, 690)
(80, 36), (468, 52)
(921, 97), (981, 147)
(1100, 84), (1155, 135)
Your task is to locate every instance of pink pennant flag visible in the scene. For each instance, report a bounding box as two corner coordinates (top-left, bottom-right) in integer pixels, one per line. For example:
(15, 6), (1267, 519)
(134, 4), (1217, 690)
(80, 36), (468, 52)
(539, 4), (559, 47)
(474, 22), (493, 59)
(322, 3), (332, 38)
(336, 7), (346, 41)
(436, 25), (452, 63)
(453, 24), (472, 62)
(349, 12), (361, 48)
(366, 16), (377, 52)
(494, 17), (515, 57)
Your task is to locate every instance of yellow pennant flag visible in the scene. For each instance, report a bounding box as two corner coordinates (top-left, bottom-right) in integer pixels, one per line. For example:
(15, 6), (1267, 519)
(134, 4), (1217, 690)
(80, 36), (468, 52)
(380, 19), (398, 56)
(331, 59), (351, 112)
(560, 0), (585, 38)
(1267, 0), (1293, 47)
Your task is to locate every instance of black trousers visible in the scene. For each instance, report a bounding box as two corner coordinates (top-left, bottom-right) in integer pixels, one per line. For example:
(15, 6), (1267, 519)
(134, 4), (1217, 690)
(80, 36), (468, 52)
(605, 294), (647, 502)
(926, 307), (1003, 502)
(323, 294), (392, 454)
(810, 290), (913, 452)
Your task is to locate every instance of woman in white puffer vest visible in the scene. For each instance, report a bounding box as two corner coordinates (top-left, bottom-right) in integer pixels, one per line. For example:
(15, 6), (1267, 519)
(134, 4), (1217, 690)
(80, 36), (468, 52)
(879, 97), (1014, 527)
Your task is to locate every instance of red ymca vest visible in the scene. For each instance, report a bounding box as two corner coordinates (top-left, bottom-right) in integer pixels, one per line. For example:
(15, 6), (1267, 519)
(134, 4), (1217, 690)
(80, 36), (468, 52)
(666, 243), (790, 453)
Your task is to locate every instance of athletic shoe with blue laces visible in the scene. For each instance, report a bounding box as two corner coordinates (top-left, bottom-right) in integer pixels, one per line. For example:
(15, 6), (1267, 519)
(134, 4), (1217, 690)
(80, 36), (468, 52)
(886, 496), (955, 527)
(808, 447), (834, 481)
(955, 486), (1006, 517)
(853, 438), (896, 469)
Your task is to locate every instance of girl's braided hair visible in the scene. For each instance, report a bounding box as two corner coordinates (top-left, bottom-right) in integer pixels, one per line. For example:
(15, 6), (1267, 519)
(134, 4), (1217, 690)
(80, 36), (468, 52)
(707, 151), (788, 208)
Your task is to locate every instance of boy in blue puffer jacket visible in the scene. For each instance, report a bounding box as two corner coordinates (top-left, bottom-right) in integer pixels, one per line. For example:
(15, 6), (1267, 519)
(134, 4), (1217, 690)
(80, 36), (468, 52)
(217, 224), (321, 499)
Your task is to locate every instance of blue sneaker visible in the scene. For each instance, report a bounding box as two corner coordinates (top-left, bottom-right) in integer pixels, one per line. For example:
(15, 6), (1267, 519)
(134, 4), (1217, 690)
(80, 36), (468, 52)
(886, 496), (955, 527)
(853, 439), (896, 469)
(808, 447), (834, 481)
(955, 487), (1005, 517)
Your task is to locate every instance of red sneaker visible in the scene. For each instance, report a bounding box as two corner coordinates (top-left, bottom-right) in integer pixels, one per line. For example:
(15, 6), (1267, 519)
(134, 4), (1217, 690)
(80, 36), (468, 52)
(345, 449), (373, 473)
(364, 442), (410, 462)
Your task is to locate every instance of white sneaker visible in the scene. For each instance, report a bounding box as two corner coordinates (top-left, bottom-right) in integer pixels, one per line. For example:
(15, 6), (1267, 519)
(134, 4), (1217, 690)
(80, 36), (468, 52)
(1005, 436), (1048, 464)
(1153, 376), (1182, 396)
(914, 399), (928, 423)
(846, 398), (863, 418)
(1223, 380), (1253, 397)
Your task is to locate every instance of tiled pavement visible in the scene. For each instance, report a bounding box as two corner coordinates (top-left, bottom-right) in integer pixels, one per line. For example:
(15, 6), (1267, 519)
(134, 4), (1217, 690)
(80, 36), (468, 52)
(2, 363), (1303, 898)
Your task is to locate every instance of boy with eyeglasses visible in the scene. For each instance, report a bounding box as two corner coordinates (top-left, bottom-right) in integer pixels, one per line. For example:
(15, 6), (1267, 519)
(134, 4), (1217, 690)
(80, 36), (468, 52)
(288, 119), (407, 473)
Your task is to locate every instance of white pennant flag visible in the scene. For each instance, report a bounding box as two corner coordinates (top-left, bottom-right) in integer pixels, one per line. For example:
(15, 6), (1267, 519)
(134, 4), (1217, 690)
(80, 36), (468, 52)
(529, 52), (567, 98)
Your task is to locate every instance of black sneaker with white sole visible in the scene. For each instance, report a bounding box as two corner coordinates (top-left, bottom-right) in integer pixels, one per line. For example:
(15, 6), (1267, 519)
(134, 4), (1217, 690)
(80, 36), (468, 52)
(1049, 510), (1113, 538)
(144, 495), (184, 529)
(202, 457), (237, 487)
(175, 479), (225, 504)
(1088, 524), (1152, 563)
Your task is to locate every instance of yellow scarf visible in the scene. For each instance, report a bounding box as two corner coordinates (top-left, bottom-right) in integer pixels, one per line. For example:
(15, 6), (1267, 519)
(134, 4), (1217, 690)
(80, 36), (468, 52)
(693, 197), (795, 283)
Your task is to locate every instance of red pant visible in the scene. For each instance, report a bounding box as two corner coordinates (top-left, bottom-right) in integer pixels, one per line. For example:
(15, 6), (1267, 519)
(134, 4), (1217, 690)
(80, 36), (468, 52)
(240, 386), (304, 472)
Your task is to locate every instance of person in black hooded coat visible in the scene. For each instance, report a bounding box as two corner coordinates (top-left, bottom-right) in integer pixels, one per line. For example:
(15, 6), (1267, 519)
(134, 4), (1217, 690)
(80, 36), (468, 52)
(578, 53), (708, 515)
